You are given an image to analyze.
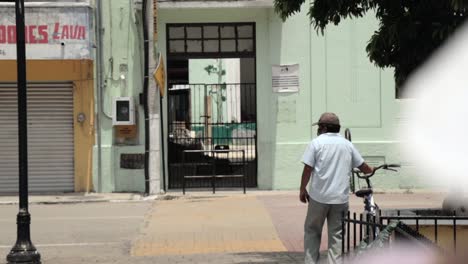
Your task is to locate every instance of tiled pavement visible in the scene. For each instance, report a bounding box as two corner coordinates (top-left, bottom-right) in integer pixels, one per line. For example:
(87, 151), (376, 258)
(131, 196), (287, 256)
(257, 195), (324, 253)
(129, 192), (446, 263)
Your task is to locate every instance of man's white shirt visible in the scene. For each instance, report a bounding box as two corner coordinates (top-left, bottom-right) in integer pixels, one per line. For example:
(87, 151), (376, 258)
(302, 133), (364, 204)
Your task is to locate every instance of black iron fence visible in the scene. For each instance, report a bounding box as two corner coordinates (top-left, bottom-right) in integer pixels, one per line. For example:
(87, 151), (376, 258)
(341, 210), (447, 260)
(168, 83), (257, 189)
(341, 211), (387, 256)
(181, 149), (246, 194)
(380, 210), (468, 255)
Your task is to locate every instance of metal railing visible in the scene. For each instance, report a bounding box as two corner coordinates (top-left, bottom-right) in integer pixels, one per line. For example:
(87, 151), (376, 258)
(341, 210), (444, 260)
(182, 149), (246, 194)
(341, 209), (468, 262)
(341, 211), (385, 256)
(168, 83), (257, 189)
(380, 210), (468, 255)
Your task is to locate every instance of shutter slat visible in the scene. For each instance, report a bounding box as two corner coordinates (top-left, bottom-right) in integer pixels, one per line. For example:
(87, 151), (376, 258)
(0, 82), (75, 193)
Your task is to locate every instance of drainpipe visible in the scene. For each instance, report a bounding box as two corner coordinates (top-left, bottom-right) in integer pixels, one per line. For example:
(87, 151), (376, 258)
(142, 0), (150, 195)
(95, 0), (104, 192)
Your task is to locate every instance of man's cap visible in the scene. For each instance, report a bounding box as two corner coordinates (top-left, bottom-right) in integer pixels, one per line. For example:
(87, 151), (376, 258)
(312, 112), (340, 126)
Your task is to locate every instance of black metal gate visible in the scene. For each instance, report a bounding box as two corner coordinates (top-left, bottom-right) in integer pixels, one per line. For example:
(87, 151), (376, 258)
(167, 83), (257, 189)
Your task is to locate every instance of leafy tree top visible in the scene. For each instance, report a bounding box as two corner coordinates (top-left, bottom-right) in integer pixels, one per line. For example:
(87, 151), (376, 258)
(274, 0), (468, 95)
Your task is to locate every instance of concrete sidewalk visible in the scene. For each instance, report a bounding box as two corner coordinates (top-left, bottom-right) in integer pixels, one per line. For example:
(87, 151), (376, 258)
(130, 191), (447, 262)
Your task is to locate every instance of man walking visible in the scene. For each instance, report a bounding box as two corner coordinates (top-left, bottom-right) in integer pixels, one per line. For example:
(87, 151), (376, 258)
(300, 112), (373, 264)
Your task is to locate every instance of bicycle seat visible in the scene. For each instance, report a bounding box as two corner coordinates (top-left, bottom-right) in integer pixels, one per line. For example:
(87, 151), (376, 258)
(355, 188), (373, 198)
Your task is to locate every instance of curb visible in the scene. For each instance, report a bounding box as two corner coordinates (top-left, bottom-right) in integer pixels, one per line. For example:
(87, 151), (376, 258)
(0, 190), (448, 205)
(0, 199), (157, 205)
(0, 195), (158, 205)
(0, 199), (109, 205)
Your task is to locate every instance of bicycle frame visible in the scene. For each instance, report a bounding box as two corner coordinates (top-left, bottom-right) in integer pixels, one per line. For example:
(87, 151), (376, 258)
(356, 166), (400, 240)
(364, 193), (377, 216)
(345, 128), (399, 239)
(346, 128), (378, 238)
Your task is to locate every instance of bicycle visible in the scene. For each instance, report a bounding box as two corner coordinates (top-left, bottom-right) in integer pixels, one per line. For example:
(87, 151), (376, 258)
(355, 164), (401, 243)
(344, 128), (401, 238)
(344, 129), (399, 216)
(354, 164), (401, 220)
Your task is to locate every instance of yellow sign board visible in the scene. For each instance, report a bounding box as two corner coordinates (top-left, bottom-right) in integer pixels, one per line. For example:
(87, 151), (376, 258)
(153, 53), (165, 97)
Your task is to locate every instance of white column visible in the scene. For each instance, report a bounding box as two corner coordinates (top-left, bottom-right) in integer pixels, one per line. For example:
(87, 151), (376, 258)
(225, 59), (241, 123)
(147, 0), (162, 194)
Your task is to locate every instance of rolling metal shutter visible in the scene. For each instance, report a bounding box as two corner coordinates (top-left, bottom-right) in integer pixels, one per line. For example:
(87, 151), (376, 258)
(0, 82), (74, 194)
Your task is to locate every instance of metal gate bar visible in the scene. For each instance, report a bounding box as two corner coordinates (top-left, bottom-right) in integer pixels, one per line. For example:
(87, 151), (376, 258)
(182, 149), (246, 194)
(168, 83), (257, 189)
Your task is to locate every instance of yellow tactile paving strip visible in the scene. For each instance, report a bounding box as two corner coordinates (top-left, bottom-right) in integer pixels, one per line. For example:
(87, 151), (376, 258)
(131, 196), (287, 256)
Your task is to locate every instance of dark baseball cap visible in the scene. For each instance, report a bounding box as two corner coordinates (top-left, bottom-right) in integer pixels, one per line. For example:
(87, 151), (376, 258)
(312, 112), (340, 126)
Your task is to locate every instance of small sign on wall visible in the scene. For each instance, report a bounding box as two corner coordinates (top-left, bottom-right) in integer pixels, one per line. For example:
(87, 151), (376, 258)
(115, 125), (138, 145)
(120, 154), (145, 169)
(115, 125), (138, 139)
(272, 64), (300, 93)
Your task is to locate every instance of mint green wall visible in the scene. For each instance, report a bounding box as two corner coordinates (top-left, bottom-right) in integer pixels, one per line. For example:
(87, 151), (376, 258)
(269, 5), (422, 190)
(267, 5), (311, 189)
(93, 0), (146, 193)
(159, 7), (274, 189)
(189, 59), (226, 84)
(158, 4), (425, 191)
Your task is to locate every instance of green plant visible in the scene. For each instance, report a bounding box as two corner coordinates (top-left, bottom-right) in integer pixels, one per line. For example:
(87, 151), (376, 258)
(204, 60), (227, 122)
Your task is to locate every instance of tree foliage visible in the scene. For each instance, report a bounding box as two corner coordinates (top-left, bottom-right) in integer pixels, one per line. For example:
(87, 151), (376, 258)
(274, 0), (468, 93)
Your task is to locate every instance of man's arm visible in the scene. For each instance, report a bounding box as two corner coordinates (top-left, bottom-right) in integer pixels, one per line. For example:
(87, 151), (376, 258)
(299, 164), (313, 203)
(358, 162), (374, 175)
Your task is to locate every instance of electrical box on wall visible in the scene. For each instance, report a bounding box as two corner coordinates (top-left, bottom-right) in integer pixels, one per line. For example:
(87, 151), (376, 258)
(113, 97), (135, 126)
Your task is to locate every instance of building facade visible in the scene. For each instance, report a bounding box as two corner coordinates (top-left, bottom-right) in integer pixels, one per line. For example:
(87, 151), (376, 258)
(0, 0), (157, 194)
(157, 0), (420, 192)
(0, 1), (95, 193)
(0, 0), (423, 195)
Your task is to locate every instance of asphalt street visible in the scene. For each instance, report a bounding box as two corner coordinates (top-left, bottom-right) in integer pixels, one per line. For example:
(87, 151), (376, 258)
(0, 202), (151, 263)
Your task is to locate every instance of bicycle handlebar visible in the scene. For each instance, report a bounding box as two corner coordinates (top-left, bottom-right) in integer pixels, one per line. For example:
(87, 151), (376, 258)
(354, 164), (400, 179)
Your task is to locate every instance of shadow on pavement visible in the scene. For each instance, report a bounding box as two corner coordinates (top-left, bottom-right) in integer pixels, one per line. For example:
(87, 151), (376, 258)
(231, 251), (328, 264)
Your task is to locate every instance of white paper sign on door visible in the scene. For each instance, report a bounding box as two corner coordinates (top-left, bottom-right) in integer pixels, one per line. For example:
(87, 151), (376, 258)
(272, 64), (299, 93)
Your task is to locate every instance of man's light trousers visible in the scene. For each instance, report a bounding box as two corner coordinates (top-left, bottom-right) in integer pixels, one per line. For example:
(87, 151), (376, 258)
(304, 197), (348, 264)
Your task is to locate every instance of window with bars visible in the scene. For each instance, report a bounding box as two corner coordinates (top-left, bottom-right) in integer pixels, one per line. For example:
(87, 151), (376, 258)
(167, 23), (255, 57)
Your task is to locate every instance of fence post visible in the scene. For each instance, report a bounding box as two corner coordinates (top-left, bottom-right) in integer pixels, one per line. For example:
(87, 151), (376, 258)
(366, 214), (370, 242)
(347, 211), (350, 252)
(359, 214), (363, 242)
(212, 150), (216, 194)
(182, 151), (186, 195)
(242, 150), (246, 194)
(342, 211), (346, 255)
(353, 212), (357, 249)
